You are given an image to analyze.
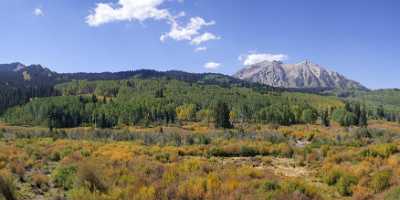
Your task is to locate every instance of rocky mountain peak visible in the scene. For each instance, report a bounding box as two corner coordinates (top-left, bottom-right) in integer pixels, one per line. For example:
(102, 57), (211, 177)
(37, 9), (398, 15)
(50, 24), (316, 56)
(234, 60), (368, 90)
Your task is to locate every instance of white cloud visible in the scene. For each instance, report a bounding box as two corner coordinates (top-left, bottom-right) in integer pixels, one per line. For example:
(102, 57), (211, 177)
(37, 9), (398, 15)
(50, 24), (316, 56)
(191, 32), (220, 45)
(161, 17), (215, 42)
(87, 0), (219, 47)
(86, 0), (171, 27)
(240, 53), (288, 66)
(204, 62), (221, 70)
(194, 46), (207, 52)
(33, 8), (43, 16)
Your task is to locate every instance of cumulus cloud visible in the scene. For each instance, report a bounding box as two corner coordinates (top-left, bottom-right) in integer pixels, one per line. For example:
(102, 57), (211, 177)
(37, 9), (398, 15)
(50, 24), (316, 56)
(33, 8), (43, 16)
(239, 53), (288, 66)
(194, 46), (207, 52)
(161, 17), (215, 43)
(87, 0), (219, 47)
(86, 0), (170, 26)
(190, 32), (220, 45)
(204, 62), (221, 70)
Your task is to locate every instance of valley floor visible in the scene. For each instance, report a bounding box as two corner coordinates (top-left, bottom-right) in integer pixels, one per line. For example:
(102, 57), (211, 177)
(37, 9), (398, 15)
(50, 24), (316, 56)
(1, 121), (400, 200)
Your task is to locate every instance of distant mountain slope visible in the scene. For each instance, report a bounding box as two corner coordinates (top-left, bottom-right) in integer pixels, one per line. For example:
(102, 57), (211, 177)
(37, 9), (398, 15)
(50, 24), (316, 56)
(0, 63), (276, 90)
(0, 63), (57, 87)
(234, 60), (368, 91)
(347, 89), (400, 113)
(0, 62), (279, 113)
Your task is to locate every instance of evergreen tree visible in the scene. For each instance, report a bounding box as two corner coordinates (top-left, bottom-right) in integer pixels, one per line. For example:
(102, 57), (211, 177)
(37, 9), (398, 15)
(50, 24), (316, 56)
(91, 94), (98, 103)
(377, 105), (385, 119)
(155, 88), (164, 98)
(214, 101), (233, 129)
(359, 105), (368, 127)
(353, 103), (361, 124)
(321, 109), (330, 127)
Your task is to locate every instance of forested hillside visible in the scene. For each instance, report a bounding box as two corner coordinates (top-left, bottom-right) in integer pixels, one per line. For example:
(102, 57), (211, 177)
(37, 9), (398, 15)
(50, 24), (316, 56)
(1, 63), (399, 130)
(0, 63), (277, 114)
(348, 89), (400, 116)
(2, 78), (343, 129)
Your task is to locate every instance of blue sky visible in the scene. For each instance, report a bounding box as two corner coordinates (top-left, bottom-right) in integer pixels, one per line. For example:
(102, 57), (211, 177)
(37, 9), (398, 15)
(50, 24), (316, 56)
(0, 0), (399, 89)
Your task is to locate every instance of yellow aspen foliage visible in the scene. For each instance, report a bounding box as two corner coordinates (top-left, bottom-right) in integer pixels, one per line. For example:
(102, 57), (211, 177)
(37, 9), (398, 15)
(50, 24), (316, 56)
(176, 104), (197, 121)
(162, 167), (179, 186)
(135, 186), (156, 200)
(95, 144), (134, 162)
(229, 111), (238, 124)
(178, 177), (206, 200)
(206, 173), (222, 199)
(222, 179), (240, 194)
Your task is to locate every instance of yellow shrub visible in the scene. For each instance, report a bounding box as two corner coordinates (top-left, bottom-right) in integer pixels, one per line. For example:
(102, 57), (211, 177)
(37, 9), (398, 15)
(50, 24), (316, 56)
(177, 177), (206, 200)
(387, 155), (400, 167)
(31, 172), (50, 189)
(135, 186), (156, 200)
(95, 144), (134, 162)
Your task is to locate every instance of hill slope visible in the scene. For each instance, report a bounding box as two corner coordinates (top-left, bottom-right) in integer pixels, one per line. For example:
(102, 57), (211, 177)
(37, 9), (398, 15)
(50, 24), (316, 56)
(0, 62), (278, 113)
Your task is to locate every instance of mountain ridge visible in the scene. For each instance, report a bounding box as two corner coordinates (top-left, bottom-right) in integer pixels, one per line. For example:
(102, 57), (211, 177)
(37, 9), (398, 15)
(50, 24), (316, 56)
(0, 61), (368, 92)
(234, 60), (368, 91)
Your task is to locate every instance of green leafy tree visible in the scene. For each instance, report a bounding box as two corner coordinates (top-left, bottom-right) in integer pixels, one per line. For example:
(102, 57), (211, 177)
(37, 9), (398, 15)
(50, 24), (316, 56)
(301, 109), (318, 124)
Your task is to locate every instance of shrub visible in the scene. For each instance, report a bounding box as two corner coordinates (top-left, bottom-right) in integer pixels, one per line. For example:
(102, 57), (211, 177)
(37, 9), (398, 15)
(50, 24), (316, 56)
(322, 168), (357, 196)
(239, 146), (258, 157)
(352, 185), (372, 200)
(361, 144), (398, 158)
(275, 143), (294, 158)
(369, 169), (392, 193)
(177, 177), (206, 200)
(336, 176), (357, 196)
(0, 174), (17, 200)
(384, 186), (400, 200)
(67, 187), (106, 200)
(31, 172), (50, 189)
(263, 180), (280, 191)
(207, 147), (226, 157)
(194, 134), (211, 145)
(323, 169), (342, 186)
(136, 186), (156, 200)
(76, 161), (108, 193)
(155, 153), (170, 163)
(52, 165), (77, 190)
(10, 160), (25, 180)
(277, 179), (320, 200)
(352, 127), (371, 139)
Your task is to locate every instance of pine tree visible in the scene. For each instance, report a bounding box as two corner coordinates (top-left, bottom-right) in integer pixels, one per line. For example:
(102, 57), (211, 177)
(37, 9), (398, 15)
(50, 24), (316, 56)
(359, 105), (368, 127)
(214, 101), (233, 129)
(91, 94), (98, 103)
(353, 103), (361, 124)
(321, 109), (330, 127)
(377, 105), (385, 119)
(155, 88), (164, 98)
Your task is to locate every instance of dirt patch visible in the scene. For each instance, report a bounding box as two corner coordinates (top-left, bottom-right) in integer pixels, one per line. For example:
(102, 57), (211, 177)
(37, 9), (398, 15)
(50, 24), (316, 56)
(265, 158), (310, 178)
(217, 156), (311, 178)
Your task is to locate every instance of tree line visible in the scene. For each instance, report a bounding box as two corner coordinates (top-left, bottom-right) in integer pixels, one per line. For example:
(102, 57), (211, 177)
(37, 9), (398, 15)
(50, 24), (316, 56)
(2, 78), (393, 129)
